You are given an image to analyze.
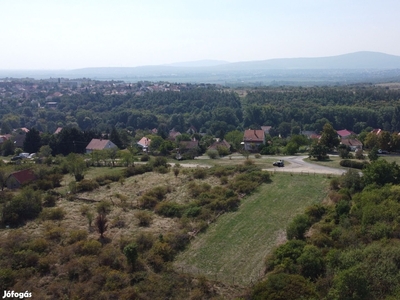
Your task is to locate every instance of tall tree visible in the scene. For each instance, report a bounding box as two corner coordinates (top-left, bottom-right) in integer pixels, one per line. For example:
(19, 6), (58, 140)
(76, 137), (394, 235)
(319, 123), (339, 150)
(23, 128), (41, 153)
(110, 127), (123, 149)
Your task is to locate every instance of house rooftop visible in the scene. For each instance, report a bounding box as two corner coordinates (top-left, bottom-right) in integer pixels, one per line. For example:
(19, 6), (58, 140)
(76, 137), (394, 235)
(243, 129), (264, 142)
(9, 169), (36, 185)
(86, 139), (113, 151)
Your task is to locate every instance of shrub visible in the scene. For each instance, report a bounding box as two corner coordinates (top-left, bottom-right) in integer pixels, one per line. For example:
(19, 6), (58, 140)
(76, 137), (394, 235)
(206, 149), (219, 159)
(105, 270), (130, 291)
(220, 176), (228, 185)
(155, 202), (184, 218)
(0, 269), (15, 291)
(187, 182), (211, 198)
(34, 179), (54, 191)
(210, 166), (234, 178)
(80, 240), (102, 255)
(76, 179), (99, 192)
(140, 154), (150, 161)
(28, 238), (48, 253)
(44, 223), (65, 241)
(340, 159), (369, 170)
(184, 206), (201, 218)
(154, 165), (169, 174)
(123, 243), (138, 267)
(95, 174), (122, 186)
(286, 214), (311, 240)
(305, 204), (326, 223)
(229, 180), (258, 194)
(43, 194), (57, 207)
(150, 241), (175, 262)
(96, 201), (112, 215)
(2, 188), (42, 226)
(135, 211), (153, 227)
(68, 230), (88, 244)
(98, 245), (124, 269)
(193, 167), (208, 179)
(135, 233), (155, 253)
(252, 273), (318, 300)
(80, 204), (90, 216)
(40, 207), (66, 221)
(12, 250), (39, 269)
(125, 163), (153, 177)
(110, 215), (126, 229)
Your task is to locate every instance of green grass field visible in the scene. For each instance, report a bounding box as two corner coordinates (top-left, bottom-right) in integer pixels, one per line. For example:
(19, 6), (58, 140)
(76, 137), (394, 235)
(174, 172), (330, 285)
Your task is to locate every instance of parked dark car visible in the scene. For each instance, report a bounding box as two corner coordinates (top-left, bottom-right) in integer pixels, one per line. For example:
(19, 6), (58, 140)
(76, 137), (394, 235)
(11, 156), (22, 161)
(378, 149), (388, 154)
(273, 160), (284, 167)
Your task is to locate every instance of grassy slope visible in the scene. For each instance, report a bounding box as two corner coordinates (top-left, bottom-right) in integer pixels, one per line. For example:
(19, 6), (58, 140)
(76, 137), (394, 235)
(175, 172), (330, 285)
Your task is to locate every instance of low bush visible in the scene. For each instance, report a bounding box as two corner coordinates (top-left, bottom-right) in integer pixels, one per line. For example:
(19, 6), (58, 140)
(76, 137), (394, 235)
(95, 173), (122, 186)
(96, 201), (112, 215)
(155, 202), (184, 218)
(76, 179), (99, 192)
(206, 149), (219, 159)
(68, 230), (88, 244)
(140, 154), (150, 162)
(184, 206), (201, 218)
(154, 166), (169, 174)
(28, 238), (48, 254)
(187, 182), (211, 198)
(44, 223), (65, 241)
(76, 240), (102, 256)
(140, 195), (159, 209)
(340, 159), (369, 169)
(135, 211), (153, 227)
(40, 207), (66, 221)
(43, 193), (57, 207)
(193, 168), (208, 179)
(209, 166), (234, 178)
(34, 179), (54, 191)
(135, 233), (155, 253)
(125, 164), (153, 177)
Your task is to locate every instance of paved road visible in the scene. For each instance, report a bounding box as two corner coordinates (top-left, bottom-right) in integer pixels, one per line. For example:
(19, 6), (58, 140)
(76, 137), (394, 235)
(264, 155), (346, 175)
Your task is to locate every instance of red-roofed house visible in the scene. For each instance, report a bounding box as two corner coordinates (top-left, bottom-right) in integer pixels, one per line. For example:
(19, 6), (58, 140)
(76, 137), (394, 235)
(6, 169), (37, 189)
(337, 129), (355, 138)
(341, 138), (363, 151)
(243, 129), (265, 151)
(371, 128), (382, 135)
(137, 137), (151, 151)
(54, 127), (63, 134)
(85, 139), (117, 153)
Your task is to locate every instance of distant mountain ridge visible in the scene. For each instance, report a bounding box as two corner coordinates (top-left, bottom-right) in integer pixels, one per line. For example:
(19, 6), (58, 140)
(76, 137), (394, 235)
(70, 51), (400, 74)
(2, 51), (400, 85)
(164, 60), (230, 68)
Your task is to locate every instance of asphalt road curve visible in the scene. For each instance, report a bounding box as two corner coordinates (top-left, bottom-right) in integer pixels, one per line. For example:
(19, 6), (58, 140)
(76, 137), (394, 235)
(265, 156), (346, 175)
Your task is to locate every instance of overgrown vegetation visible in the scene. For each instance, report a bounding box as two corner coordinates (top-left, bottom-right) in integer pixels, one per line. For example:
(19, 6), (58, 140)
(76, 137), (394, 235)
(252, 160), (400, 299)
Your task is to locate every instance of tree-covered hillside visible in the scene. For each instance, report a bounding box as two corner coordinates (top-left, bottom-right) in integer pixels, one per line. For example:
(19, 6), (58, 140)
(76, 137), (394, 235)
(2, 80), (400, 139)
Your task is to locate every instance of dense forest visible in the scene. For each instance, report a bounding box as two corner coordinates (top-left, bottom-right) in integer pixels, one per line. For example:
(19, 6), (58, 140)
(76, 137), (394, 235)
(2, 83), (400, 139)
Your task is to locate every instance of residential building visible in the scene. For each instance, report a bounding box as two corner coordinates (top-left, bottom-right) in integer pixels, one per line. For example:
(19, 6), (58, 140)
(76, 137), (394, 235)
(85, 139), (117, 153)
(6, 169), (37, 189)
(243, 129), (265, 152)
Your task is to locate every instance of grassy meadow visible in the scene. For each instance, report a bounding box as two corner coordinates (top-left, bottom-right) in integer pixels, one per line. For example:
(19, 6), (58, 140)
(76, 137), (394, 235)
(174, 172), (330, 285)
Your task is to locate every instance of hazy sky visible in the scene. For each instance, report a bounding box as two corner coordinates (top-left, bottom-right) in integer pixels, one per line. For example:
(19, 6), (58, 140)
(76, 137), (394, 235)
(1, 0), (400, 69)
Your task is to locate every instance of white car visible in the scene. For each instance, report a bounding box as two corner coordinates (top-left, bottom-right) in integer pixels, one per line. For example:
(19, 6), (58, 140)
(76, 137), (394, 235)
(28, 153), (36, 159)
(19, 152), (30, 158)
